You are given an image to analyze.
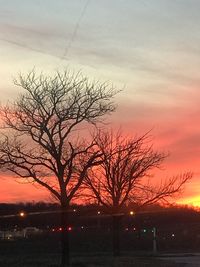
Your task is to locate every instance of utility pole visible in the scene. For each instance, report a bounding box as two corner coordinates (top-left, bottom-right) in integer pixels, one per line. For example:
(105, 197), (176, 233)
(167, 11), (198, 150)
(153, 227), (157, 254)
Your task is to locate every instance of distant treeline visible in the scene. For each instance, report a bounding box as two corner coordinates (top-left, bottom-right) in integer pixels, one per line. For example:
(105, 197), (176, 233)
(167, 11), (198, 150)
(0, 202), (199, 230)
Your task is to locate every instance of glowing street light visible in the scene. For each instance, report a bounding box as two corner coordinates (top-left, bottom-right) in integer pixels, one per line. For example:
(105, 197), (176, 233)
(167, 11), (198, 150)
(19, 212), (25, 217)
(129, 211), (135, 216)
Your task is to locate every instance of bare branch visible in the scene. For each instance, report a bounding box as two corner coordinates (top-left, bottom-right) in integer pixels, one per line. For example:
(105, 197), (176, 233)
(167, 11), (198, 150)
(0, 69), (118, 207)
(84, 129), (192, 213)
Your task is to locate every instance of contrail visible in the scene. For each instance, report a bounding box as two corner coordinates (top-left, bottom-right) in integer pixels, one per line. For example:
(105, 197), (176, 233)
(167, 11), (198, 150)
(60, 0), (90, 61)
(0, 37), (62, 60)
(0, 1), (90, 64)
(0, 37), (43, 54)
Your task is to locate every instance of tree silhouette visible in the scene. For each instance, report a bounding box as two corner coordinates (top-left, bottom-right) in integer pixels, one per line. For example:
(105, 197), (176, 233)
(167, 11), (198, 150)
(0, 70), (118, 267)
(84, 130), (192, 256)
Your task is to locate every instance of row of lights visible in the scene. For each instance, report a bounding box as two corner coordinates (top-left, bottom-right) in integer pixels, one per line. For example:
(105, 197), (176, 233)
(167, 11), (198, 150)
(18, 213), (176, 238)
(51, 226), (154, 233)
(52, 226), (73, 232)
(19, 210), (135, 217)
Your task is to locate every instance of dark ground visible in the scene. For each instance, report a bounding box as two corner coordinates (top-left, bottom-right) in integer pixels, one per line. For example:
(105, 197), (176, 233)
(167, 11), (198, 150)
(1, 203), (200, 265)
(0, 236), (187, 267)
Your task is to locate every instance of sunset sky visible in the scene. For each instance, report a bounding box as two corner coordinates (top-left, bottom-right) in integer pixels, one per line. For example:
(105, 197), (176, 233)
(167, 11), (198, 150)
(0, 0), (200, 205)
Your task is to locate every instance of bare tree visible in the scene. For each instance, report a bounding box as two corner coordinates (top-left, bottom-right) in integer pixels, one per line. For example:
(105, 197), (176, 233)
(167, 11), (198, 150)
(0, 70), (118, 267)
(84, 130), (192, 256)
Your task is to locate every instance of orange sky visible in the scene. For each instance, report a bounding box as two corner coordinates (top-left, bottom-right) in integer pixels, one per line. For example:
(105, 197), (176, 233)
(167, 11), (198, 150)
(0, 1), (200, 205)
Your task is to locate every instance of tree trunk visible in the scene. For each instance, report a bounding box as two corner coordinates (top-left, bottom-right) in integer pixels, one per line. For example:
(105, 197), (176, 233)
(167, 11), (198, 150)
(60, 204), (70, 267)
(112, 215), (121, 257)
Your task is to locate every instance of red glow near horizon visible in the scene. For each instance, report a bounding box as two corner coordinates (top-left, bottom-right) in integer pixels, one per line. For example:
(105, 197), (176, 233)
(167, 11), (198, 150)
(0, 89), (200, 207)
(0, 167), (199, 207)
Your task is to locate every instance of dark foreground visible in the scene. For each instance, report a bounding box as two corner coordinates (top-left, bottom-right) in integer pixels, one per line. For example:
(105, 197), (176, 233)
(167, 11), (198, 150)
(0, 253), (186, 267)
(0, 237), (188, 267)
